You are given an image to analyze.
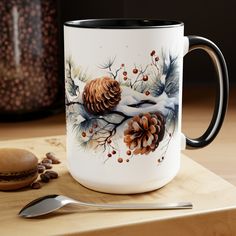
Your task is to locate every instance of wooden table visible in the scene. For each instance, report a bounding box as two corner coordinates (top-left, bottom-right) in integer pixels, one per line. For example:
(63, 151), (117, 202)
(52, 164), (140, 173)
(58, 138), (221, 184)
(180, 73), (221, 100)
(1, 135), (236, 235)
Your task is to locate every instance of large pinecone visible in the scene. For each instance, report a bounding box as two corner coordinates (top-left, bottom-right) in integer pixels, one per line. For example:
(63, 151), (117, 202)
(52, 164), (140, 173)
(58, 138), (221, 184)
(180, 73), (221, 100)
(124, 112), (165, 155)
(82, 77), (121, 115)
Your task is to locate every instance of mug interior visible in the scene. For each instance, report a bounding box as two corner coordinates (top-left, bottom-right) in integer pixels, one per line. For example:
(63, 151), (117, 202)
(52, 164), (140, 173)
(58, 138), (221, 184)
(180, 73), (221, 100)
(64, 18), (183, 29)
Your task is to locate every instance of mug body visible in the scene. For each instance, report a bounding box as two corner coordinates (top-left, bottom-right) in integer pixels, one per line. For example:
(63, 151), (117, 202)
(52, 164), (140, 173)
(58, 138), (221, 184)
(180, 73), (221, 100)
(64, 19), (184, 194)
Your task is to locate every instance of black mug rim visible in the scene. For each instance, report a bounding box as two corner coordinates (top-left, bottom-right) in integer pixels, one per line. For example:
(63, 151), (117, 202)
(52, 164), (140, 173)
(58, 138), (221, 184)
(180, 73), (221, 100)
(64, 18), (184, 29)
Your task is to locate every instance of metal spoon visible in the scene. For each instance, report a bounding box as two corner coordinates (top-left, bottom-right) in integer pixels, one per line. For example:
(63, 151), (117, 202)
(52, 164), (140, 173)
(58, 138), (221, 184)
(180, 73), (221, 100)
(19, 194), (193, 218)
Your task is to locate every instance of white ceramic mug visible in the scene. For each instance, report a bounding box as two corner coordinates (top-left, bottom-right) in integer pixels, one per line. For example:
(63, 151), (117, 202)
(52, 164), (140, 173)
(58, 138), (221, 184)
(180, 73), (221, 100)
(64, 19), (229, 194)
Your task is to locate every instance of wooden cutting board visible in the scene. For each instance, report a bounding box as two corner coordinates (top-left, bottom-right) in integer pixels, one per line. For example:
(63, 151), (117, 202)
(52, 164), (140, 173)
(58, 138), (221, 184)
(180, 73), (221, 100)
(0, 135), (236, 236)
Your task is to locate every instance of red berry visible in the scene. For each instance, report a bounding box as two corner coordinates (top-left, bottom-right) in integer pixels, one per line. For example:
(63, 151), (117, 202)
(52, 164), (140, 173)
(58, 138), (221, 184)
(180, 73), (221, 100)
(121, 63), (125, 67)
(143, 75), (148, 81)
(107, 139), (112, 144)
(126, 159), (130, 162)
(89, 128), (93, 133)
(112, 150), (116, 155)
(107, 153), (112, 157)
(145, 91), (150, 96)
(82, 132), (86, 137)
(124, 76), (128, 81)
(93, 123), (98, 128)
(133, 68), (138, 74)
(126, 150), (131, 155)
(118, 158), (123, 163)
(155, 56), (159, 61)
(150, 50), (156, 56)
(123, 71), (127, 76)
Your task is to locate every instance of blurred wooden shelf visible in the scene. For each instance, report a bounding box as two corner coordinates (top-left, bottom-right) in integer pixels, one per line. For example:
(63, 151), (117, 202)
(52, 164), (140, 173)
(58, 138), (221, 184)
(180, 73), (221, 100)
(1, 136), (236, 235)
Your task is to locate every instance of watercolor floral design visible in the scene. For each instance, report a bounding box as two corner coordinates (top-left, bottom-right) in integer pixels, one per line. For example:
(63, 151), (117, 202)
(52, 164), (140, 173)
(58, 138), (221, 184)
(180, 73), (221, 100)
(65, 50), (179, 164)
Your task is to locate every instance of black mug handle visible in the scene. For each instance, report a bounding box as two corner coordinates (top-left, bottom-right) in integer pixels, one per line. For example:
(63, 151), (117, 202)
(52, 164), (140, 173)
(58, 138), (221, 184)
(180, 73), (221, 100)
(184, 36), (229, 149)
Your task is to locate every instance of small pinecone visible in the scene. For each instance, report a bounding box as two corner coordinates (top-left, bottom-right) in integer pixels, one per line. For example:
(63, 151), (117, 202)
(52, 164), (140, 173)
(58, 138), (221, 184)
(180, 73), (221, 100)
(124, 112), (165, 155)
(82, 77), (121, 114)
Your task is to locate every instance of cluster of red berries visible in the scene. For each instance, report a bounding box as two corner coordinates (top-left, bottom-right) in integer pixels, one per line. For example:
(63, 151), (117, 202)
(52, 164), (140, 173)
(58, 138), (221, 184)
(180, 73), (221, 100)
(106, 145), (133, 163)
(123, 71), (128, 81)
(119, 150), (132, 163)
(117, 157), (130, 163)
(81, 123), (98, 138)
(122, 69), (138, 80)
(122, 69), (149, 82)
(107, 149), (116, 158)
(106, 139), (120, 162)
(107, 145), (124, 163)
(120, 50), (159, 94)
(150, 50), (159, 62)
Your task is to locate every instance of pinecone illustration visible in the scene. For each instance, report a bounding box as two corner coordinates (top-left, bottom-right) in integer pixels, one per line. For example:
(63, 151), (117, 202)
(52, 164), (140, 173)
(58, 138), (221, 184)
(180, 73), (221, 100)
(82, 77), (121, 114)
(124, 112), (165, 155)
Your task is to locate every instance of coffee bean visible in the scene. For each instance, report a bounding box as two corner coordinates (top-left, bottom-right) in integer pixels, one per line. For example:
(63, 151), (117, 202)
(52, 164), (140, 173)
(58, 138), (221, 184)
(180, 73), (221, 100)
(46, 152), (61, 164)
(0, 0), (61, 114)
(52, 159), (61, 164)
(45, 170), (58, 179)
(42, 158), (52, 164)
(42, 163), (52, 169)
(44, 172), (52, 179)
(37, 164), (46, 173)
(45, 152), (55, 159)
(40, 173), (50, 183)
(31, 181), (41, 189)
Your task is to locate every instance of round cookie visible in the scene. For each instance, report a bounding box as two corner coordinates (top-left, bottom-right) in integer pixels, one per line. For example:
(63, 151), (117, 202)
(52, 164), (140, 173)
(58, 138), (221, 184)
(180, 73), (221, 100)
(0, 148), (38, 190)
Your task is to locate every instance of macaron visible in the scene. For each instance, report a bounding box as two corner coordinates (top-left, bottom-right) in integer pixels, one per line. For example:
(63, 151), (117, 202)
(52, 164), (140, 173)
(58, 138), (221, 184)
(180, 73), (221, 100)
(0, 148), (38, 191)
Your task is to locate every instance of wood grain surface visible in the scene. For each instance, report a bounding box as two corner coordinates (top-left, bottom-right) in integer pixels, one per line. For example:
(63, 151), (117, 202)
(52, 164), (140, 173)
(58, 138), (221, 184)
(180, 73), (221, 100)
(0, 136), (236, 235)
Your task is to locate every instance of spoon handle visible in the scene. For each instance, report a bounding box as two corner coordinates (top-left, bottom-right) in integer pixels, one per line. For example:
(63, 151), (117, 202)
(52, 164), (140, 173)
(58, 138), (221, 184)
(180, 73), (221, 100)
(75, 201), (193, 210)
